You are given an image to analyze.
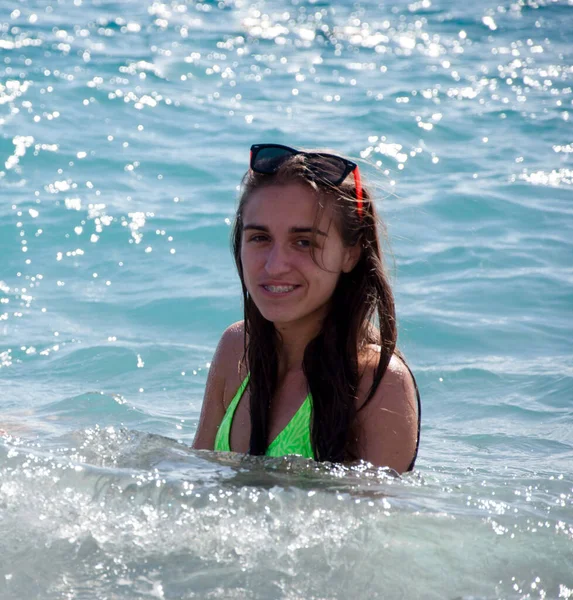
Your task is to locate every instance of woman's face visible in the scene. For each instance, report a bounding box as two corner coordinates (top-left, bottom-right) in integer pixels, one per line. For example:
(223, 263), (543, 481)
(240, 182), (359, 328)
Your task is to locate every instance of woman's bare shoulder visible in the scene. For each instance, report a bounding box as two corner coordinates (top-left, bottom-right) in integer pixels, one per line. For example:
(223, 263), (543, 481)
(359, 347), (417, 407)
(355, 347), (419, 472)
(213, 321), (246, 389)
(218, 320), (245, 356)
(192, 321), (246, 450)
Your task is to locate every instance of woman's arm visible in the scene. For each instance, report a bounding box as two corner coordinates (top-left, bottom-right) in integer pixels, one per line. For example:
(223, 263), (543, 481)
(355, 354), (419, 473)
(192, 321), (244, 450)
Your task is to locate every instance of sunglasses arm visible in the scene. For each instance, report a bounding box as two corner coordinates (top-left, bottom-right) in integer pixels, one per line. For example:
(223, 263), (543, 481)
(353, 166), (364, 219)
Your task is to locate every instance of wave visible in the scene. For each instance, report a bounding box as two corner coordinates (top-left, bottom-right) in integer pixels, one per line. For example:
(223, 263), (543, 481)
(1, 430), (571, 600)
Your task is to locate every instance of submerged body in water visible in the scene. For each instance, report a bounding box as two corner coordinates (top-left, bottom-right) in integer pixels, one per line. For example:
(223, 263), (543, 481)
(1, 426), (572, 599)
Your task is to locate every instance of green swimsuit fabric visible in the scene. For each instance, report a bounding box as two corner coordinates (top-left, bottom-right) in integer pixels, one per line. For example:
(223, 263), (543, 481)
(213, 374), (314, 459)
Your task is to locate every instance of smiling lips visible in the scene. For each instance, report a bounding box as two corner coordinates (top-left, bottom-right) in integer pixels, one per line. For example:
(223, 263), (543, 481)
(261, 284), (300, 294)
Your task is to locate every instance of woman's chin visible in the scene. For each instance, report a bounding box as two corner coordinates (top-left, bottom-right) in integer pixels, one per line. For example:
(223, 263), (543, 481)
(259, 309), (296, 325)
(257, 307), (327, 330)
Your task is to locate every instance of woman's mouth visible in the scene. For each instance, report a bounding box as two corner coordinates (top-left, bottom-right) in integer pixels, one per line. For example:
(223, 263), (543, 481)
(261, 284), (299, 294)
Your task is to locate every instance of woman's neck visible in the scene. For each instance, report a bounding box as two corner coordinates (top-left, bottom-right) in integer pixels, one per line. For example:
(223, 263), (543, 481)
(274, 312), (325, 376)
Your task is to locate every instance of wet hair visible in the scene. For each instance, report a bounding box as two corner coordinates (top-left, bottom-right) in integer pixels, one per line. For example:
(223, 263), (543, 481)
(231, 154), (397, 462)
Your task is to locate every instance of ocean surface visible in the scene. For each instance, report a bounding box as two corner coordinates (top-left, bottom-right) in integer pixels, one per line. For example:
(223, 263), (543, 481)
(1, 0), (572, 598)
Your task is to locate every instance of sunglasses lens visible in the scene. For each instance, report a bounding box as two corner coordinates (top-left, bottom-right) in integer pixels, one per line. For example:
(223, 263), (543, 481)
(249, 144), (362, 217)
(306, 155), (348, 184)
(252, 147), (294, 174)
(251, 146), (352, 185)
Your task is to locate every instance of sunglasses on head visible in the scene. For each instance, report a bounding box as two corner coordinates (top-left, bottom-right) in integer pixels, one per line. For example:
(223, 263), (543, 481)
(249, 143), (363, 219)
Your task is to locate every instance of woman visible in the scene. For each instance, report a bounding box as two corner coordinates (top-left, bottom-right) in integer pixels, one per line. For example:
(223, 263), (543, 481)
(193, 144), (420, 473)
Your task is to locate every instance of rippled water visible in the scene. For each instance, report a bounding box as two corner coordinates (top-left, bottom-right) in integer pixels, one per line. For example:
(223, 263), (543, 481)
(1, 0), (572, 598)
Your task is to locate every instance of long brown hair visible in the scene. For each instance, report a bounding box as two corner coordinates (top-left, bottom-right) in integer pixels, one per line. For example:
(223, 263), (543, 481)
(231, 154), (397, 462)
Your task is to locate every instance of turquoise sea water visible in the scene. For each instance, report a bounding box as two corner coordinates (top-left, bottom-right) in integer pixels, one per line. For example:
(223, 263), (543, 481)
(1, 0), (572, 597)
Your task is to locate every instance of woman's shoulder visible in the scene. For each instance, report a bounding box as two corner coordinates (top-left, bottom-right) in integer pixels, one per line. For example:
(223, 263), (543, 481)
(218, 320), (245, 350)
(192, 321), (246, 450)
(213, 321), (247, 404)
(358, 346), (418, 413)
(356, 346), (420, 472)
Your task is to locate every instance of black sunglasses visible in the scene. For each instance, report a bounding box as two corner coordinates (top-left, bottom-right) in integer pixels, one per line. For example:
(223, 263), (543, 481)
(249, 143), (363, 217)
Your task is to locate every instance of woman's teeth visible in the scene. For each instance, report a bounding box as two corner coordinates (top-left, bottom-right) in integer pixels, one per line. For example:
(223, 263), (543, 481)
(264, 285), (296, 293)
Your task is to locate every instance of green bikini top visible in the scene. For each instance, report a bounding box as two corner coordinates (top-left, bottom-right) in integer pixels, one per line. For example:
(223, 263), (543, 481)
(213, 374), (314, 459)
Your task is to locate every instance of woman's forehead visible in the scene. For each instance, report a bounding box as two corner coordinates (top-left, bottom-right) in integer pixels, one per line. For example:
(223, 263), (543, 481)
(243, 183), (333, 227)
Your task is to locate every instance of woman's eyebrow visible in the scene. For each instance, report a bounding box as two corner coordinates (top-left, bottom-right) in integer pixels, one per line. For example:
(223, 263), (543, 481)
(243, 223), (269, 232)
(243, 223), (327, 237)
(290, 227), (328, 237)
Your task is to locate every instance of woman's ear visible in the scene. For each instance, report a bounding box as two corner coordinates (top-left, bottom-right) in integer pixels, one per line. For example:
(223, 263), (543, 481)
(342, 242), (362, 273)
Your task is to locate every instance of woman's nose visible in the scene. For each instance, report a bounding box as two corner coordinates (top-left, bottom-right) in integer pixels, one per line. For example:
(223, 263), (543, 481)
(265, 244), (290, 275)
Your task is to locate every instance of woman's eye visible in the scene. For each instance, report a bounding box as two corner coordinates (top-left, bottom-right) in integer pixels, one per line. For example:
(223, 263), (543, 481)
(249, 235), (268, 243)
(295, 238), (312, 248)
